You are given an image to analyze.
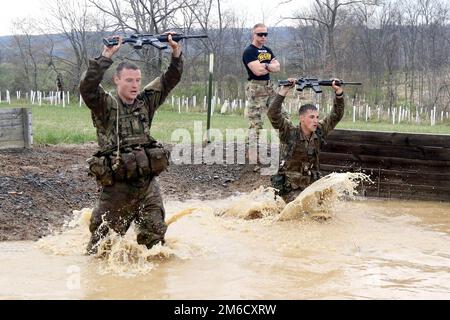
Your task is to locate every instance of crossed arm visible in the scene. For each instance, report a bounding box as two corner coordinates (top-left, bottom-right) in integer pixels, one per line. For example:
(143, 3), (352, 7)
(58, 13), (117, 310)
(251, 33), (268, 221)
(247, 58), (280, 77)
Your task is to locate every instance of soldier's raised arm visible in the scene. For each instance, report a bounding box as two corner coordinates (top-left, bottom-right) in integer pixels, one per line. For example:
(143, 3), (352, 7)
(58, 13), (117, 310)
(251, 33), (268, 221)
(79, 36), (123, 120)
(318, 80), (345, 138)
(267, 79), (295, 142)
(142, 32), (183, 109)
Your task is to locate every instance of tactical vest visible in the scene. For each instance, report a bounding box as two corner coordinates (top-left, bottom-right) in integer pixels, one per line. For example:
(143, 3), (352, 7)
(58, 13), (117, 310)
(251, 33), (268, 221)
(279, 127), (324, 189)
(92, 96), (152, 152)
(87, 94), (169, 185)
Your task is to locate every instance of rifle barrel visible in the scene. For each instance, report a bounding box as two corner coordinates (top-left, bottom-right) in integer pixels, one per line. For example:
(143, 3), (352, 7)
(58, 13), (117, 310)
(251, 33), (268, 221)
(318, 80), (362, 86)
(103, 34), (208, 47)
(157, 34), (208, 42)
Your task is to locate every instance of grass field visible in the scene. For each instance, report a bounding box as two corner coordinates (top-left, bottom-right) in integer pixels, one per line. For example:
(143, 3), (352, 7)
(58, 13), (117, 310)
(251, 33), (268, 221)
(1, 103), (449, 145)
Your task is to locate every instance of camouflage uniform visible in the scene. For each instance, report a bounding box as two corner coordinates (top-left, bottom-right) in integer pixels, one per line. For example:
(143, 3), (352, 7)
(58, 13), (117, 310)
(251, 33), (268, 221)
(79, 54), (182, 254)
(245, 80), (276, 135)
(267, 93), (345, 203)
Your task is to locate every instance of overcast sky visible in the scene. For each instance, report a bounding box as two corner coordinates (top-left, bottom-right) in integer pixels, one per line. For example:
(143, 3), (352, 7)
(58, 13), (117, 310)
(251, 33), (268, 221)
(0, 0), (305, 36)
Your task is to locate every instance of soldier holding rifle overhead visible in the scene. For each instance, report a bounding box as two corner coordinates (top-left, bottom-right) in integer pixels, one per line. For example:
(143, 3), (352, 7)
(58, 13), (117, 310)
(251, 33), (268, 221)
(80, 32), (183, 254)
(268, 78), (346, 203)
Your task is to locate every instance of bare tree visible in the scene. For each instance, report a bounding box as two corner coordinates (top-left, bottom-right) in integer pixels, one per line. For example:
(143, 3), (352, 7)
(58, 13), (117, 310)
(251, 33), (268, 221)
(44, 0), (107, 95)
(416, 0), (450, 109)
(184, 0), (234, 97)
(10, 18), (43, 91)
(287, 0), (376, 75)
(88, 0), (191, 77)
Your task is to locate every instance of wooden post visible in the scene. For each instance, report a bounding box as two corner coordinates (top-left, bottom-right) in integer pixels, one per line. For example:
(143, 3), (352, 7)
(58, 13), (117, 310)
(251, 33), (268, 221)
(21, 108), (33, 148)
(207, 53), (214, 143)
(392, 107), (396, 125)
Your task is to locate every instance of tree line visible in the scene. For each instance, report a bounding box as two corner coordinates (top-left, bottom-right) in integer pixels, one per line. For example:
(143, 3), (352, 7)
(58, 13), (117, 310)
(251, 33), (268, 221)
(0, 0), (449, 113)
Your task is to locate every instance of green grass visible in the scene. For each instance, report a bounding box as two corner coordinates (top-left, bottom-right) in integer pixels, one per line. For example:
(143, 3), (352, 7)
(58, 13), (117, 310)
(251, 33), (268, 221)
(32, 105), (96, 144)
(1, 102), (449, 145)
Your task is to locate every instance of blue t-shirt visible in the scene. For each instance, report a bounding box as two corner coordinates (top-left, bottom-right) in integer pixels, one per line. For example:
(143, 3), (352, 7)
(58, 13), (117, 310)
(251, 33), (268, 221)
(242, 44), (275, 81)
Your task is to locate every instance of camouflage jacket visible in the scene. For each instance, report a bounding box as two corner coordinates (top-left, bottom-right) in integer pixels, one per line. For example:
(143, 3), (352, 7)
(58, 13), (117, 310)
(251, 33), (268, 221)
(79, 55), (183, 153)
(267, 94), (345, 188)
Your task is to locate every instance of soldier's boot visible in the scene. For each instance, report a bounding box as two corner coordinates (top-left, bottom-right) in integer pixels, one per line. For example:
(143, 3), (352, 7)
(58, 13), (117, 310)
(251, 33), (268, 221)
(136, 208), (168, 250)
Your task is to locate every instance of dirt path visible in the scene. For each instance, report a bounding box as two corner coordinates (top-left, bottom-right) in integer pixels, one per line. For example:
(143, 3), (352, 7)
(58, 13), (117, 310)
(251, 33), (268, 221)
(0, 143), (268, 241)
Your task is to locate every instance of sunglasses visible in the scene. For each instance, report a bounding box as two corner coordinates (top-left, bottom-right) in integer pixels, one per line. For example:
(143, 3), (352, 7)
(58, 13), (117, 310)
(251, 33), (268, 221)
(255, 32), (268, 37)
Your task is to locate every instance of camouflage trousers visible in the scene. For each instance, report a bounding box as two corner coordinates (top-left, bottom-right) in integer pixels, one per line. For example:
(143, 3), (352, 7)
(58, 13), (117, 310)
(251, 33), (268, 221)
(245, 80), (276, 134)
(87, 177), (167, 254)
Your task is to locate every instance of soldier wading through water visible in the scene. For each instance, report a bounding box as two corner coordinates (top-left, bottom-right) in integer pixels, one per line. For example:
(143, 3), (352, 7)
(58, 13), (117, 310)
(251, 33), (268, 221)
(79, 33), (182, 254)
(268, 78), (345, 204)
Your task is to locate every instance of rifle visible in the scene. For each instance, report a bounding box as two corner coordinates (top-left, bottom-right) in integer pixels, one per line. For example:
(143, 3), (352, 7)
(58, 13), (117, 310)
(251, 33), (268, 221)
(103, 33), (208, 50)
(278, 77), (362, 93)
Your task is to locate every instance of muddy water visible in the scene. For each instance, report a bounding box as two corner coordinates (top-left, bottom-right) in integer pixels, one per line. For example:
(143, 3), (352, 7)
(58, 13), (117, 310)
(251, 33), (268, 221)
(1, 189), (450, 299)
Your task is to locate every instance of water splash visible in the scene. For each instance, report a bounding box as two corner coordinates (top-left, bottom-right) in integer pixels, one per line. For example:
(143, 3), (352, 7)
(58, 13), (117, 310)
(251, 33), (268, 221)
(35, 172), (369, 276)
(166, 207), (199, 225)
(36, 207), (200, 277)
(278, 172), (371, 221)
(215, 186), (285, 219)
(36, 208), (92, 256)
(216, 172), (370, 221)
(94, 230), (176, 277)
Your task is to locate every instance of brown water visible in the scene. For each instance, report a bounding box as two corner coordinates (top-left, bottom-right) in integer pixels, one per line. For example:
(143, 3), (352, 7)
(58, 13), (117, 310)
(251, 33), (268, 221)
(1, 174), (449, 299)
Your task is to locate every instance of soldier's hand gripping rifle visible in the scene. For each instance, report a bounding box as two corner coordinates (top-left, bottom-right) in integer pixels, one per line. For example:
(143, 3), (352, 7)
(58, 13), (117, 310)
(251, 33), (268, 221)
(278, 77), (362, 93)
(103, 33), (208, 50)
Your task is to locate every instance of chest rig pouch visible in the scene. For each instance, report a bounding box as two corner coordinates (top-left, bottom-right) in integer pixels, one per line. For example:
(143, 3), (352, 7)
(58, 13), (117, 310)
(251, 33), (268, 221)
(109, 142), (169, 181)
(88, 98), (169, 185)
(87, 155), (114, 186)
(145, 143), (170, 176)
